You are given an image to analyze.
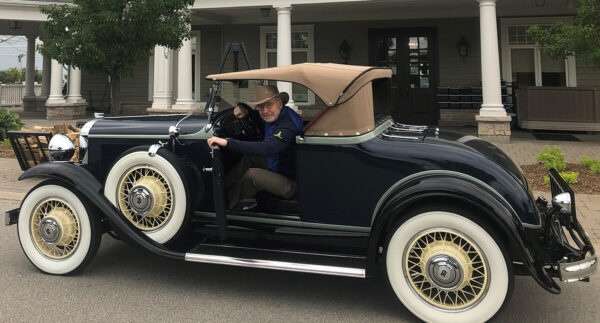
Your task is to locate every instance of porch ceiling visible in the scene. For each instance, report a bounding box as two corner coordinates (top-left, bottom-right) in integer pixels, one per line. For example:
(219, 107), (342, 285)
(191, 0), (574, 25)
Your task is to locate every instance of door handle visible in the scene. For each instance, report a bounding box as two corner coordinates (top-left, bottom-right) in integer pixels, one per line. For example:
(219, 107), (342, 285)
(202, 167), (213, 173)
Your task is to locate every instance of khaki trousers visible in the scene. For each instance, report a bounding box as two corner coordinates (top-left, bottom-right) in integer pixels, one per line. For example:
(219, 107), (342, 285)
(225, 155), (297, 209)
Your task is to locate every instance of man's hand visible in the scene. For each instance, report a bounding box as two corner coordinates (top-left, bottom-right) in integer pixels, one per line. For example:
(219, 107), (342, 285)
(233, 105), (248, 119)
(207, 136), (228, 147)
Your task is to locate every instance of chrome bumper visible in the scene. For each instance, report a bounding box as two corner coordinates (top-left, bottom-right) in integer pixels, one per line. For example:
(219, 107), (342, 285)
(5, 208), (18, 226)
(559, 254), (598, 282)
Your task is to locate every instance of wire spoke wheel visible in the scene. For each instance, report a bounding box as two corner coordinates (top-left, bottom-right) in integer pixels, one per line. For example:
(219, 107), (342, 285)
(404, 229), (488, 311)
(117, 165), (173, 231)
(30, 198), (81, 260)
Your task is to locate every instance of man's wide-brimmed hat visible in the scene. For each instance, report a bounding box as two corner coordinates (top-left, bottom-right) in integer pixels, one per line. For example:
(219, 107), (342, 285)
(247, 85), (289, 106)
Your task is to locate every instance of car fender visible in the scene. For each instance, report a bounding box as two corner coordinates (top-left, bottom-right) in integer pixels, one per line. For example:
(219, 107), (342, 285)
(367, 171), (560, 294)
(18, 162), (184, 260)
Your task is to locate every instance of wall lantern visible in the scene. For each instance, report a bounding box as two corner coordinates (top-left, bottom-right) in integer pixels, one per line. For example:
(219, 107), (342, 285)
(260, 8), (271, 17)
(457, 37), (469, 60)
(8, 21), (23, 30)
(339, 40), (352, 64)
(535, 0), (546, 7)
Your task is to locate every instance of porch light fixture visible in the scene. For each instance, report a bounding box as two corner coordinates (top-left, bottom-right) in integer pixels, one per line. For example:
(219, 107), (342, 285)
(260, 8), (271, 17)
(457, 37), (469, 60)
(535, 0), (546, 7)
(339, 40), (352, 64)
(8, 21), (23, 31)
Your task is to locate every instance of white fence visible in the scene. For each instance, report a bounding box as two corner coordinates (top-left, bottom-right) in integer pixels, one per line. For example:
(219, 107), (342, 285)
(0, 84), (43, 107)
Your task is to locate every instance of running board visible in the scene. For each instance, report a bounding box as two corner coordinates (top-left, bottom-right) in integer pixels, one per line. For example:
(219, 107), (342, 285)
(185, 253), (365, 278)
(184, 243), (366, 278)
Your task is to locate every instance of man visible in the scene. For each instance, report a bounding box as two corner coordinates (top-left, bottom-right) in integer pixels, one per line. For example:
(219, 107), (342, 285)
(207, 85), (304, 209)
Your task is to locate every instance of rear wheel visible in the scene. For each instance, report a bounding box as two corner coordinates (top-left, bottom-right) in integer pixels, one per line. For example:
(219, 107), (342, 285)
(385, 210), (512, 323)
(17, 182), (101, 275)
(104, 147), (190, 244)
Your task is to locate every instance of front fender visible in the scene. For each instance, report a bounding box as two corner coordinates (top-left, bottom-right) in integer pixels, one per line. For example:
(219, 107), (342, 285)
(19, 162), (184, 260)
(367, 171), (560, 294)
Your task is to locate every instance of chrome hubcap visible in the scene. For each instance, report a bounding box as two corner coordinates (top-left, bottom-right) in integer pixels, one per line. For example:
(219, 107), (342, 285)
(39, 217), (61, 244)
(427, 255), (463, 290)
(128, 186), (154, 215)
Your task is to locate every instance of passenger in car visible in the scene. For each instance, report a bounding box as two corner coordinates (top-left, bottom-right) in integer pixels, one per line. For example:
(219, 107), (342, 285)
(207, 85), (304, 209)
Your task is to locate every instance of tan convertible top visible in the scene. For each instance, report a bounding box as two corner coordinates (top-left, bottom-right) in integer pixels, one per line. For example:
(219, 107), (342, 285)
(207, 63), (392, 136)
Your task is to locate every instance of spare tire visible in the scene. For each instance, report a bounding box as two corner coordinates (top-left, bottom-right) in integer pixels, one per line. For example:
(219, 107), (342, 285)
(104, 146), (191, 244)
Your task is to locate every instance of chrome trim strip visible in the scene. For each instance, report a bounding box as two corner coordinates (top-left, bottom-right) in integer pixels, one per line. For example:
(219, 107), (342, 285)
(80, 119), (100, 137)
(195, 211), (370, 233)
(185, 253), (366, 278)
(370, 170), (536, 227)
(88, 134), (172, 139)
(298, 119), (393, 145)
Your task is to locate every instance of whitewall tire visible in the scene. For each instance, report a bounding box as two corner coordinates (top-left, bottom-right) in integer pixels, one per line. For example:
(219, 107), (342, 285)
(104, 149), (188, 244)
(18, 183), (101, 275)
(385, 211), (512, 323)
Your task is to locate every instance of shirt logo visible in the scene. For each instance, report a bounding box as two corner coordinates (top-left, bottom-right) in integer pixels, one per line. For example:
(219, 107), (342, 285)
(274, 130), (283, 139)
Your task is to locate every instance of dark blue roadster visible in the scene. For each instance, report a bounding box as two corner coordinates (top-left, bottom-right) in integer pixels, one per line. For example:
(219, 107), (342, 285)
(6, 64), (596, 322)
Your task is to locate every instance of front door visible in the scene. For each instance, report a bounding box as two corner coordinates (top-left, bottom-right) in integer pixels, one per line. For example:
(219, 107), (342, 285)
(369, 28), (438, 125)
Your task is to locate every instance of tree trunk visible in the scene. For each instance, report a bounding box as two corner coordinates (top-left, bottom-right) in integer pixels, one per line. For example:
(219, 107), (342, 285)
(109, 72), (122, 115)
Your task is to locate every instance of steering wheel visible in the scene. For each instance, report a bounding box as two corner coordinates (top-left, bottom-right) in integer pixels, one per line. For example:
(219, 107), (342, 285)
(212, 105), (263, 141)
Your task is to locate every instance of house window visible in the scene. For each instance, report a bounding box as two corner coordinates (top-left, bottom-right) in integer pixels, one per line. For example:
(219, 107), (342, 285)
(260, 25), (314, 105)
(501, 18), (576, 87)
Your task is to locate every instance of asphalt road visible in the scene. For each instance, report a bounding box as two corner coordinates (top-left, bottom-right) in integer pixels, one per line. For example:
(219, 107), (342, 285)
(1, 200), (599, 322)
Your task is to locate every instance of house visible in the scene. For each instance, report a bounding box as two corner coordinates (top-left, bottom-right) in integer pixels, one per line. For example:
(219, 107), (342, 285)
(1, 0), (598, 142)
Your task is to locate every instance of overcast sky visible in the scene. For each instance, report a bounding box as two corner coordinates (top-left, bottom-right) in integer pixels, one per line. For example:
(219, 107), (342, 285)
(0, 36), (44, 71)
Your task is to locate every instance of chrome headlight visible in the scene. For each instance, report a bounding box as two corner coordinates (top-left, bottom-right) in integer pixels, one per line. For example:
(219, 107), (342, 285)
(48, 134), (75, 161)
(552, 192), (572, 213)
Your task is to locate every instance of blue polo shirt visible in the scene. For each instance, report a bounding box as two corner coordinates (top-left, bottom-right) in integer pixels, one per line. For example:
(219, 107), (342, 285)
(227, 106), (303, 180)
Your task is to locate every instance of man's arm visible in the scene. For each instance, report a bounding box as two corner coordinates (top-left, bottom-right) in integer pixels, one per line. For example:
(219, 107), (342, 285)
(227, 127), (296, 157)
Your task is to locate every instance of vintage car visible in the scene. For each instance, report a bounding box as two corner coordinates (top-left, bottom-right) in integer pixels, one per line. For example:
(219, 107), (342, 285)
(5, 63), (597, 322)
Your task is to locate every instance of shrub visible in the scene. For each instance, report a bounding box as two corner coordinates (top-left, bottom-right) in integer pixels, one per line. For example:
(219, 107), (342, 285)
(0, 108), (24, 142)
(580, 157), (600, 174)
(544, 171), (579, 185)
(536, 145), (566, 171)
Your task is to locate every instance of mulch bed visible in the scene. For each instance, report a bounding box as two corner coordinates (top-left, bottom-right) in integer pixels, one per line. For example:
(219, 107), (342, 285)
(521, 163), (600, 194)
(0, 143), (15, 159)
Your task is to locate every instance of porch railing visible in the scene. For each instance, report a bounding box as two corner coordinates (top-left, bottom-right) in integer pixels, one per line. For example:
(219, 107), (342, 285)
(0, 84), (43, 107)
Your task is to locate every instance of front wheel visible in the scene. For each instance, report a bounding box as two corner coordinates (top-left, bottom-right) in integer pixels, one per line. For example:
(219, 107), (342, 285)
(17, 182), (102, 275)
(385, 211), (513, 323)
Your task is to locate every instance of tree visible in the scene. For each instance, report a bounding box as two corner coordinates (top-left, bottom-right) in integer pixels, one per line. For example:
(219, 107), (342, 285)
(38, 0), (194, 115)
(528, 0), (600, 67)
(0, 68), (25, 84)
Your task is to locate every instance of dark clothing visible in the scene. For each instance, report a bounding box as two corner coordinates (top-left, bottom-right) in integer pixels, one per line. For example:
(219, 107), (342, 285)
(227, 106), (303, 180)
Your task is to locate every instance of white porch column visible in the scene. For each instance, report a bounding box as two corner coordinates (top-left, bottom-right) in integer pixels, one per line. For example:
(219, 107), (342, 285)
(67, 66), (85, 103)
(275, 5), (295, 110)
(40, 55), (51, 98)
(46, 59), (65, 104)
(149, 46), (174, 111)
(23, 35), (36, 97)
(476, 0), (511, 142)
(173, 29), (197, 110)
(22, 35), (37, 111)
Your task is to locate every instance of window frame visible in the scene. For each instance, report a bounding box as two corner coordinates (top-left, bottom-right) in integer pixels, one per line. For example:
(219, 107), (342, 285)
(501, 17), (577, 87)
(260, 24), (315, 105)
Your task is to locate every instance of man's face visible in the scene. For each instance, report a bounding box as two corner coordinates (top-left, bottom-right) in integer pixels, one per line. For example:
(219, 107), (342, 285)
(257, 97), (283, 123)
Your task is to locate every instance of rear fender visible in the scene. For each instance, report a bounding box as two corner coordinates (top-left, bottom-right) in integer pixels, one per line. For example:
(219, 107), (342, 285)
(367, 172), (560, 294)
(19, 162), (184, 260)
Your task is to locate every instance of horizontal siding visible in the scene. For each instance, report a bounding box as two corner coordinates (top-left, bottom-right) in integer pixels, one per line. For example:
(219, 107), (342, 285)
(576, 60), (600, 89)
(199, 18), (482, 116)
(81, 58), (150, 114)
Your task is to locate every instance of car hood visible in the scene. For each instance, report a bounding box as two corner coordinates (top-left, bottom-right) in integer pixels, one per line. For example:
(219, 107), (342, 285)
(88, 114), (209, 136)
(424, 131), (527, 187)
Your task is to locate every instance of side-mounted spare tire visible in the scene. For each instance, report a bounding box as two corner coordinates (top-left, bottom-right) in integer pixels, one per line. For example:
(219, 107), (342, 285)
(104, 146), (191, 244)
